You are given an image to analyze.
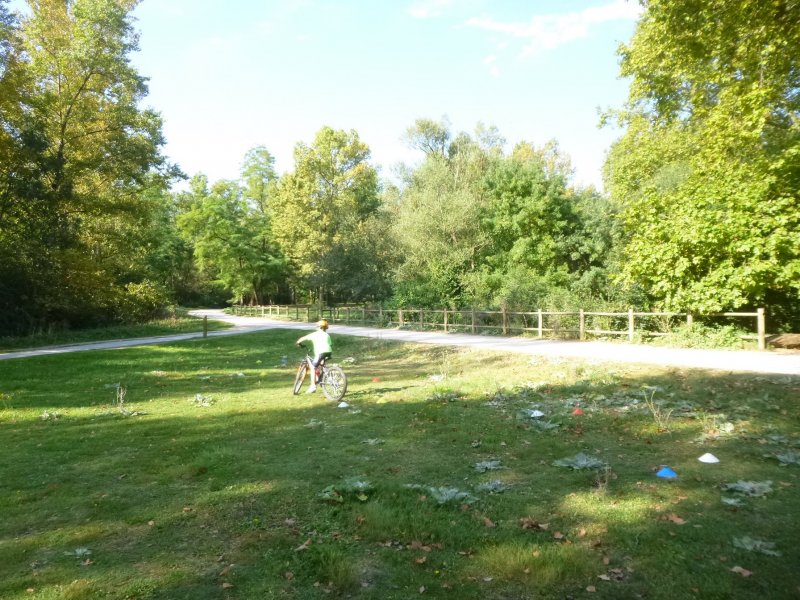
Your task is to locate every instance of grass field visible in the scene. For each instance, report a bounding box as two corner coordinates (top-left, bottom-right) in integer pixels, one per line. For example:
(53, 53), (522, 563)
(0, 329), (798, 599)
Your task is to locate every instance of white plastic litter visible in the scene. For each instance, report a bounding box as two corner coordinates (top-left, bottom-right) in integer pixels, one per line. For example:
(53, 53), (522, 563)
(337, 401), (350, 408)
(698, 453), (720, 463)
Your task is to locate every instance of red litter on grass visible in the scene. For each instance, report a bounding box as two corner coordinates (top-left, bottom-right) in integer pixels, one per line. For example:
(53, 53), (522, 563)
(372, 377), (381, 383)
(572, 407), (584, 416)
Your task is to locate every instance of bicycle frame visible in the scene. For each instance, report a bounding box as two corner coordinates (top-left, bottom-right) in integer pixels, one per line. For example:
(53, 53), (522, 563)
(292, 343), (346, 401)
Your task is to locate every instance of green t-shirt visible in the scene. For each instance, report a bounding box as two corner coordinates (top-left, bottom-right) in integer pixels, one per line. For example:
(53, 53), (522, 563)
(299, 329), (332, 356)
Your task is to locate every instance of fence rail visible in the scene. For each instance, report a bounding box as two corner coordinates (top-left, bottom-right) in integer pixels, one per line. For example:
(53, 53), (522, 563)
(230, 304), (768, 350)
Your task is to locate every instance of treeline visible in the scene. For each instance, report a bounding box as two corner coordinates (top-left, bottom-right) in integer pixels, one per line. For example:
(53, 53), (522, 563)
(1, 0), (798, 336)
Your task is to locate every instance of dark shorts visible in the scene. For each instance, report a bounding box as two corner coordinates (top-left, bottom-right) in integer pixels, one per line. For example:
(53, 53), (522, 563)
(313, 352), (332, 367)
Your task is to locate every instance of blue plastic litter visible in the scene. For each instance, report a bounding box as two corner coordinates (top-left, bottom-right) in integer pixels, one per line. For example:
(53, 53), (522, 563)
(656, 467), (678, 479)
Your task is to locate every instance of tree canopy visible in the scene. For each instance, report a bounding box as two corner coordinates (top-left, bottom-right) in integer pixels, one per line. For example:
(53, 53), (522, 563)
(605, 0), (800, 318)
(1, 0), (797, 335)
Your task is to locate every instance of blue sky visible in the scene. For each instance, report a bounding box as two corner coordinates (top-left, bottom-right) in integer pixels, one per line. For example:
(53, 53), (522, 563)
(12, 0), (643, 190)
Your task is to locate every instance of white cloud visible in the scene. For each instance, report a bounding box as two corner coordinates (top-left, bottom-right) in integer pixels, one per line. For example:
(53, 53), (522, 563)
(483, 54), (500, 78)
(465, 0), (642, 56)
(408, 0), (454, 19)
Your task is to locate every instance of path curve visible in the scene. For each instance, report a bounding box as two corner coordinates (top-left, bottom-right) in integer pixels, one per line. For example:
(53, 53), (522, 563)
(1, 309), (798, 376)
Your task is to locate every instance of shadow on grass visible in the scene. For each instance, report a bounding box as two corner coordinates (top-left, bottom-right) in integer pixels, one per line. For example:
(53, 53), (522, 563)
(0, 331), (798, 599)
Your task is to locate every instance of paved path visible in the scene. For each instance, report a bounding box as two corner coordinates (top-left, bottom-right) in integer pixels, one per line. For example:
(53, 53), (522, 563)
(1, 309), (798, 376)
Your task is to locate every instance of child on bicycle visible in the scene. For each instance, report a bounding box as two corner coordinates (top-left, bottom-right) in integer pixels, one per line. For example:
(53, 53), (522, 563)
(296, 319), (333, 394)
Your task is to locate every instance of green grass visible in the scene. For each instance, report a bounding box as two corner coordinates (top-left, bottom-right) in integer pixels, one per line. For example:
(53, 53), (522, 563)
(0, 330), (798, 599)
(0, 312), (232, 352)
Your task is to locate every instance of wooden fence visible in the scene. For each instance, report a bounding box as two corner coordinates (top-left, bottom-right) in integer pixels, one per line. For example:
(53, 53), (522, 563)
(230, 304), (768, 350)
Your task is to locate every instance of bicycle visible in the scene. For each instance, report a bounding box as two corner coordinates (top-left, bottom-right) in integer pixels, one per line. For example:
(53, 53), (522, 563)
(292, 343), (348, 402)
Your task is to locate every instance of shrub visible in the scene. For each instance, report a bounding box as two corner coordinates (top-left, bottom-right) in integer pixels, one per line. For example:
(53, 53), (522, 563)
(121, 280), (171, 323)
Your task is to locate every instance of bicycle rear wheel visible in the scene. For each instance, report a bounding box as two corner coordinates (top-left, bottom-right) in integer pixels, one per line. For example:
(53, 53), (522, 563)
(292, 363), (308, 395)
(321, 365), (347, 402)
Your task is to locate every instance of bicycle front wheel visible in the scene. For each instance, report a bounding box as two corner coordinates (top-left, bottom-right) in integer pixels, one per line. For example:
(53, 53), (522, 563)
(292, 363), (308, 395)
(321, 365), (347, 402)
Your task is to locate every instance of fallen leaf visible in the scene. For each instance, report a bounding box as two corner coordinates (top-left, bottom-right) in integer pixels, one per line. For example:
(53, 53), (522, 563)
(222, 582), (234, 589)
(415, 556), (427, 565)
(219, 564), (234, 577)
(410, 540), (433, 551)
(182, 506), (192, 513)
(577, 528), (587, 538)
(602, 556), (610, 565)
(586, 585), (597, 592)
(519, 517), (548, 530)
(483, 517), (496, 528)
(419, 585), (426, 593)
(662, 513), (686, 525)
(731, 566), (753, 577)
(553, 531), (564, 539)
(598, 574), (611, 581)
(483, 577), (493, 582)
(356, 515), (366, 525)
(284, 571), (294, 580)
(532, 550), (541, 558)
(147, 520), (155, 527)
(294, 539), (312, 552)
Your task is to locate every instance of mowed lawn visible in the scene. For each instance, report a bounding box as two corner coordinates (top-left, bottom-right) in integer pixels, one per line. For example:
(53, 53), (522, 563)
(0, 330), (798, 599)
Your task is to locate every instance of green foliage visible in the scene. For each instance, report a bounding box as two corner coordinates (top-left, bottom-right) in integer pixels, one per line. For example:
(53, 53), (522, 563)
(606, 0), (800, 327)
(0, 0), (174, 334)
(120, 280), (170, 322)
(176, 172), (287, 305)
(270, 126), (384, 302)
(648, 322), (750, 350)
(391, 153), (486, 307)
(393, 126), (629, 311)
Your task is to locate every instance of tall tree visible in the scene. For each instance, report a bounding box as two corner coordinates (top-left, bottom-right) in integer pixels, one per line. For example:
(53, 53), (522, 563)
(391, 154), (487, 307)
(605, 0), (800, 325)
(176, 170), (285, 306)
(401, 116), (452, 158)
(0, 0), (172, 332)
(241, 145), (277, 213)
(270, 126), (380, 302)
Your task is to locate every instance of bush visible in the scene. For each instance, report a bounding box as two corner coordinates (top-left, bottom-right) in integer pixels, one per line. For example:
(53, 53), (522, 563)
(121, 280), (171, 323)
(650, 322), (750, 350)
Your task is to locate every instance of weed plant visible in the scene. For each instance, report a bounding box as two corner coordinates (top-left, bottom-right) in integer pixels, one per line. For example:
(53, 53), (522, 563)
(0, 330), (798, 599)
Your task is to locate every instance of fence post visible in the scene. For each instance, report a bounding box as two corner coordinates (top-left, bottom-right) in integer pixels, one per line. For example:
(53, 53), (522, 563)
(419, 309), (424, 330)
(379, 307), (383, 326)
(686, 311), (693, 328)
(628, 308), (635, 342)
(471, 309), (476, 334)
(757, 307), (766, 351)
(399, 309), (404, 327)
(579, 309), (585, 341)
(362, 307), (366, 324)
(346, 306), (350, 324)
(502, 306), (508, 335)
(537, 309), (543, 338)
(443, 308), (449, 333)
(203, 315), (208, 338)
(306, 306), (310, 322)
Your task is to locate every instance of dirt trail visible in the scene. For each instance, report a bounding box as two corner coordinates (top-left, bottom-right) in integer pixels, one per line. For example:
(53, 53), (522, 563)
(1, 308), (798, 376)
